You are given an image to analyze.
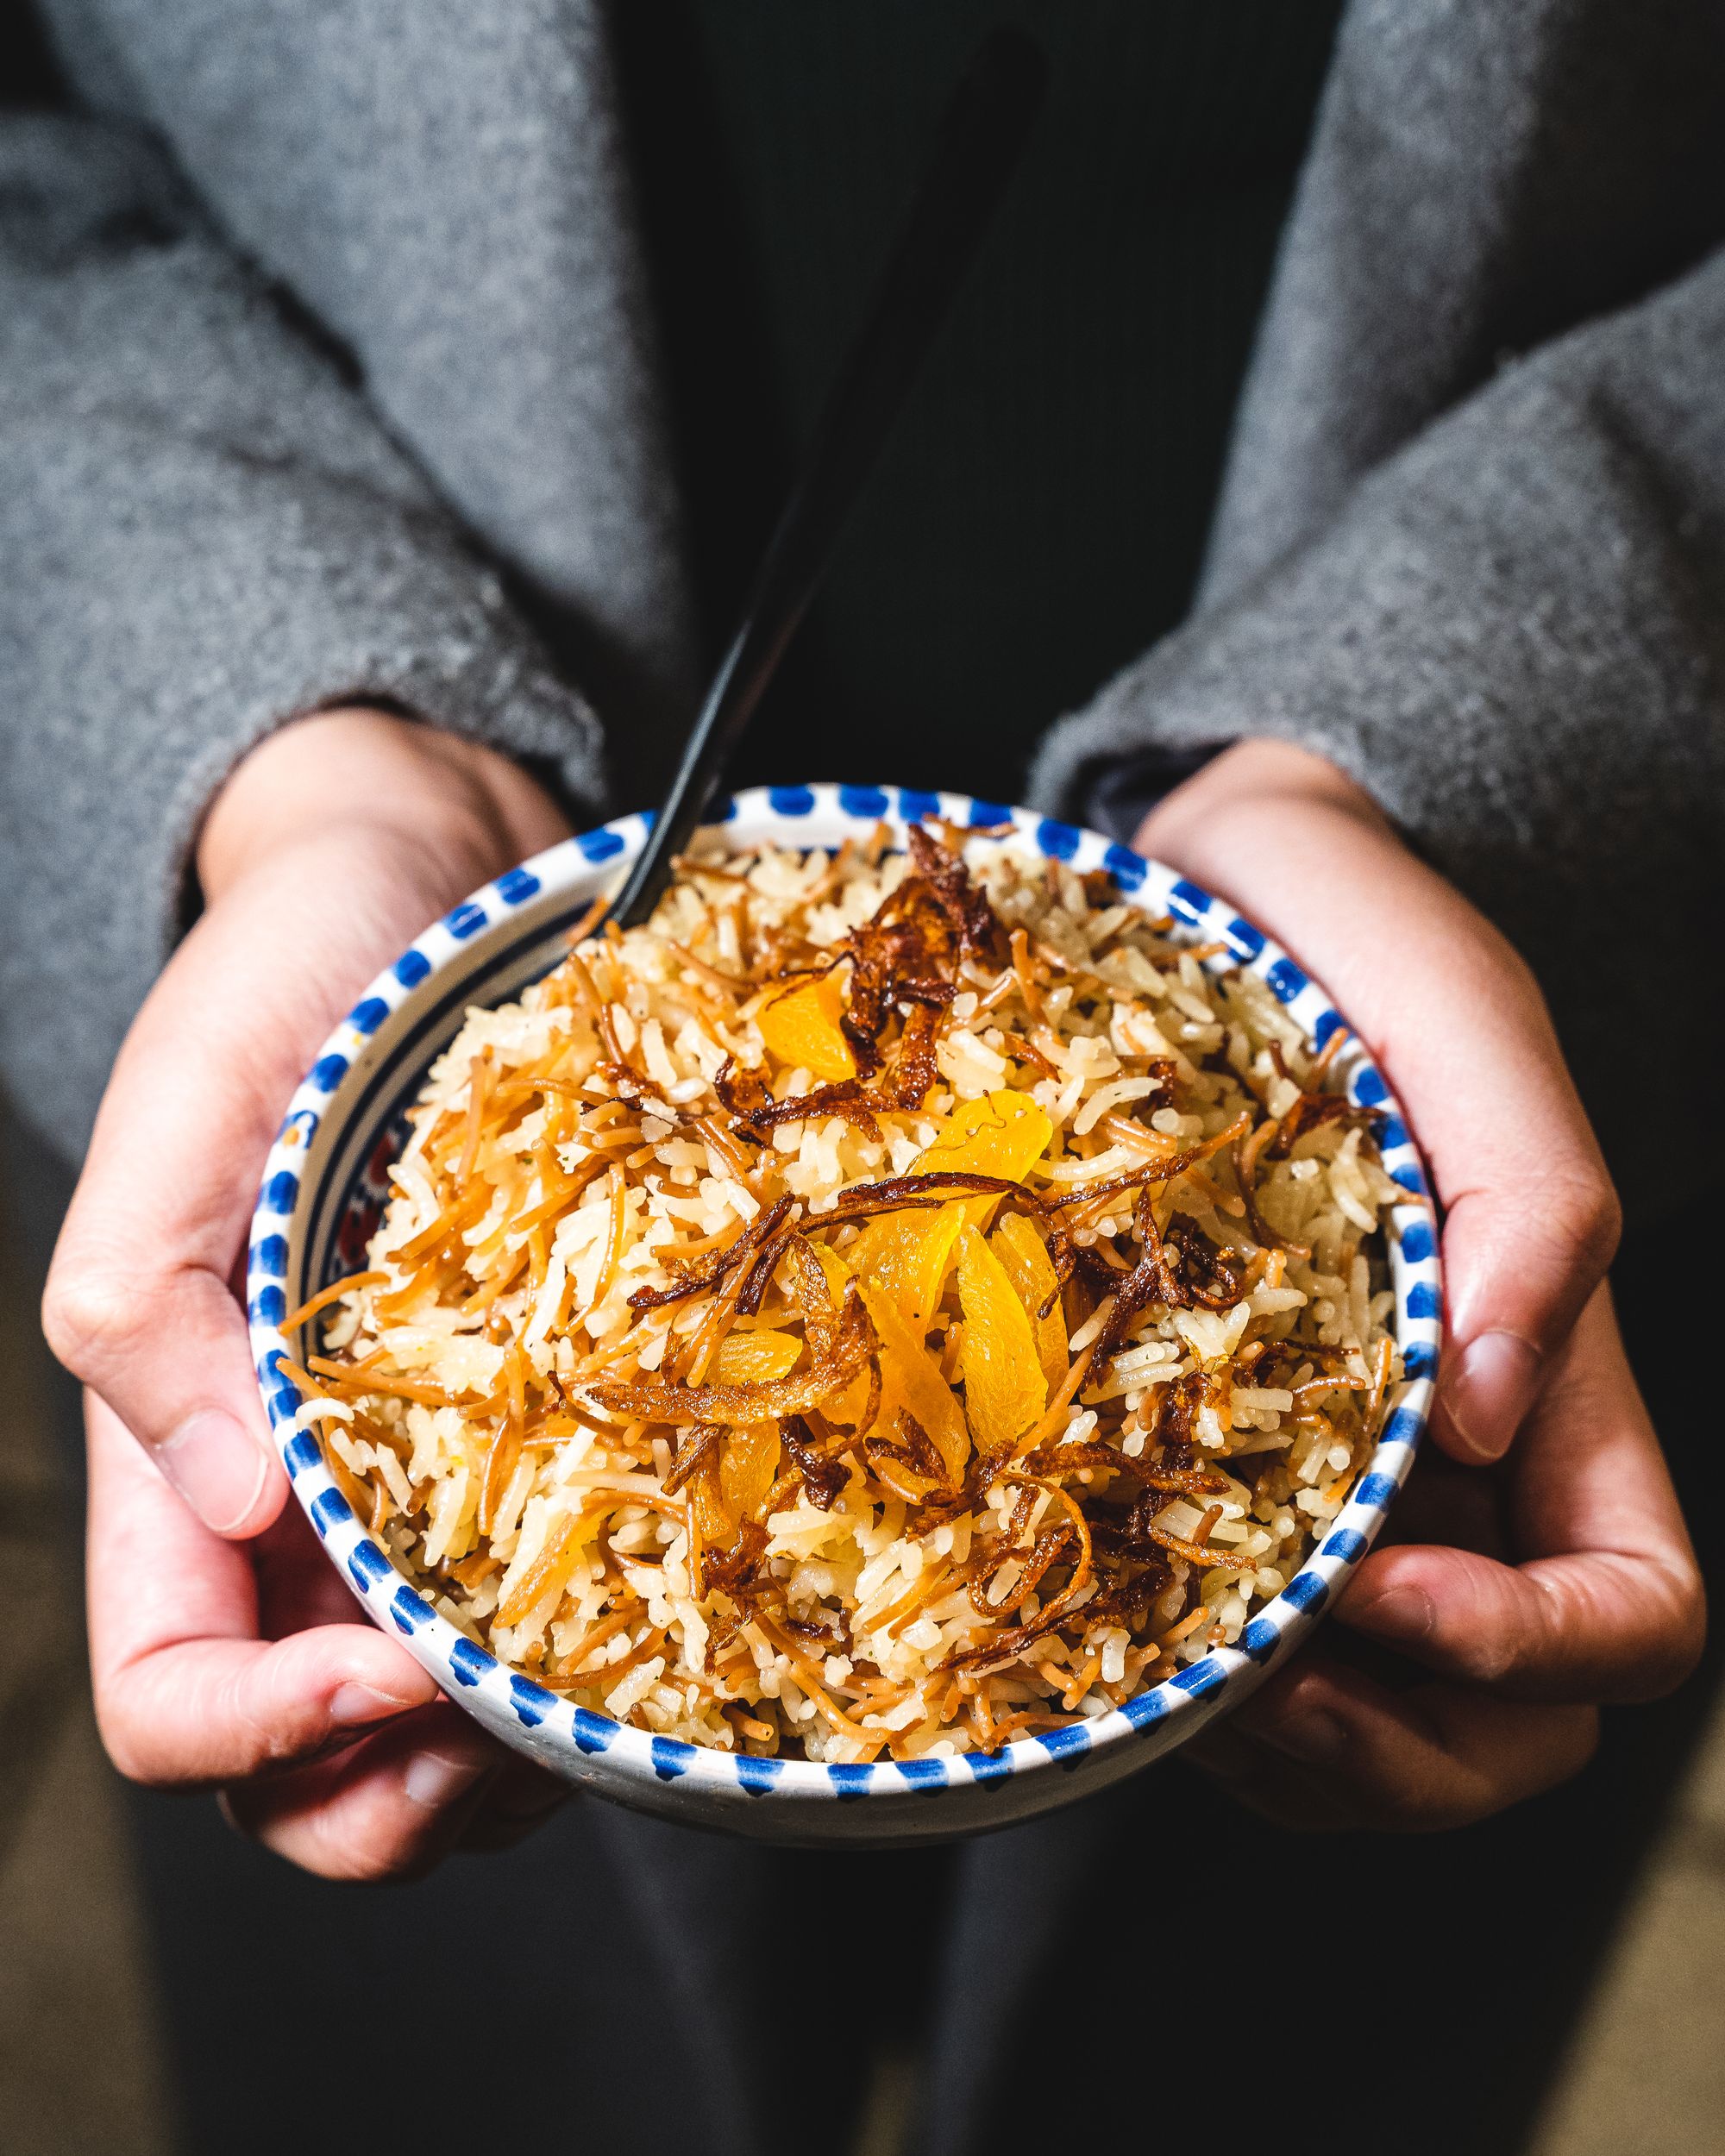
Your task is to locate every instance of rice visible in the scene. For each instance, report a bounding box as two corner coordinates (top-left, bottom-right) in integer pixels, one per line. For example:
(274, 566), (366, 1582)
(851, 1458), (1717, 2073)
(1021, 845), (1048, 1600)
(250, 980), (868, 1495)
(288, 821), (1407, 1763)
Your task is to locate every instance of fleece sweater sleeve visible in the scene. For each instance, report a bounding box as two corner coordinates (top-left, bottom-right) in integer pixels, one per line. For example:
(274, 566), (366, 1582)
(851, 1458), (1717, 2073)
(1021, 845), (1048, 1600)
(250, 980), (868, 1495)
(1033, 252), (1725, 1189)
(0, 116), (605, 1159)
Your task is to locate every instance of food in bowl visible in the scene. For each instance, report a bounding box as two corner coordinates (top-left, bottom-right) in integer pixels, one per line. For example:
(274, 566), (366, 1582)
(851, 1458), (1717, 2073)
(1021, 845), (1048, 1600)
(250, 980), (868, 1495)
(284, 821), (1405, 1764)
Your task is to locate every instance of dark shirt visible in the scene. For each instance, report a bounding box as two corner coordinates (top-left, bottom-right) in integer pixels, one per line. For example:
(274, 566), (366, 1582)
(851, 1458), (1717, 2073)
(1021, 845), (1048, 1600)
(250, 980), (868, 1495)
(618, 0), (1339, 803)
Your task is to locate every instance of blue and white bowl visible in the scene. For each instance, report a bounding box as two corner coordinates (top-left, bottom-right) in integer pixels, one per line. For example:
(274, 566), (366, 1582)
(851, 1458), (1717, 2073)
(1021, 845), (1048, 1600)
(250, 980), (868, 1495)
(247, 784), (1440, 1846)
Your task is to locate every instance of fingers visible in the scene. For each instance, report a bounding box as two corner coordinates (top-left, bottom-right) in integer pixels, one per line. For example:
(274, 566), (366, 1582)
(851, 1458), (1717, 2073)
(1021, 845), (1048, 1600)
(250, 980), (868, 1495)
(45, 717), (574, 1539)
(1340, 1288), (1704, 1703)
(44, 893), (306, 1533)
(220, 1705), (506, 1883)
(1134, 739), (1621, 1465)
(1189, 1656), (1600, 1833)
(88, 1393), (567, 1882)
(85, 1392), (438, 1788)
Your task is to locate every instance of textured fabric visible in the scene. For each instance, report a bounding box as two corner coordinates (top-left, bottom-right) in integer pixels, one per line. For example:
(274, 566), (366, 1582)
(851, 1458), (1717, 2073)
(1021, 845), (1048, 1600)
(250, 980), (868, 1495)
(0, 115), (605, 1160)
(36, 0), (699, 743)
(1035, 0), (1725, 1200)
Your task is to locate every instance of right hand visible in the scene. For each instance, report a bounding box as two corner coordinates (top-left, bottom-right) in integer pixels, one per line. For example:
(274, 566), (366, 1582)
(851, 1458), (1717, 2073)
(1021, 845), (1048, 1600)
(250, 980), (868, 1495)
(45, 709), (578, 1877)
(1136, 741), (1703, 1830)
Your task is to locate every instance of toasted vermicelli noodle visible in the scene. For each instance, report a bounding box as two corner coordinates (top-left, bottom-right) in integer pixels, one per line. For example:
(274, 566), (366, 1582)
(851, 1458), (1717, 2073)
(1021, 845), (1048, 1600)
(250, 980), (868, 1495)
(289, 824), (1408, 1763)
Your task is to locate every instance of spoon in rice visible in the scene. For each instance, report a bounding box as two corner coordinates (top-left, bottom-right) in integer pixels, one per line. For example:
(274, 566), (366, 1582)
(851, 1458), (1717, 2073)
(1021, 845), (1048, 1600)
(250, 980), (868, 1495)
(606, 26), (1046, 931)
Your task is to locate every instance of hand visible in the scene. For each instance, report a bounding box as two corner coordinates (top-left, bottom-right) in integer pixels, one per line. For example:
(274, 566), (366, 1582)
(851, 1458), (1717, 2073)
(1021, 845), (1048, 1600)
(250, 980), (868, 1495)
(1135, 740), (1703, 1829)
(46, 709), (576, 1877)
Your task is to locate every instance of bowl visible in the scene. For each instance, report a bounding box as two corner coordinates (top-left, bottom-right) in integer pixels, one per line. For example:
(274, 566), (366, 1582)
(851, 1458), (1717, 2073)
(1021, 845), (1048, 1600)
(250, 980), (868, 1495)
(246, 783), (1440, 1846)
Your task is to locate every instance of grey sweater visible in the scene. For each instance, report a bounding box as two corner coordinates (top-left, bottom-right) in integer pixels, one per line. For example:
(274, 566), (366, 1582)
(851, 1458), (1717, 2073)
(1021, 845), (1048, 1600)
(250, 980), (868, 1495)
(3, 0), (1723, 1204)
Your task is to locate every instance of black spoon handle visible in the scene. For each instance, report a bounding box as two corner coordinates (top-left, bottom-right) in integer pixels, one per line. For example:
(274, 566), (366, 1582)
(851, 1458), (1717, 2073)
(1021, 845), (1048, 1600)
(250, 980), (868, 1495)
(607, 27), (1046, 929)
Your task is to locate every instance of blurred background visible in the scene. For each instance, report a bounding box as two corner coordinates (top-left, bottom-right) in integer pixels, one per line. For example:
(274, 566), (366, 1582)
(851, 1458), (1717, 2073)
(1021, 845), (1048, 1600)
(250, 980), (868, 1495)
(3, 1100), (1722, 2155)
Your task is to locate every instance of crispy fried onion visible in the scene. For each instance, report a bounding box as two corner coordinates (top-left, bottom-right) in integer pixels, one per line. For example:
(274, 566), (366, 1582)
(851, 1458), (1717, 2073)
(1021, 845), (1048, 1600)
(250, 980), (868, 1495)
(588, 1281), (875, 1426)
(1093, 1187), (1245, 1362)
(779, 1413), (850, 1509)
(822, 1169), (1040, 1223)
(835, 824), (994, 1075)
(1047, 1110), (1252, 1216)
(1269, 1087), (1379, 1159)
(713, 1057), (884, 1143)
(626, 1194), (796, 1312)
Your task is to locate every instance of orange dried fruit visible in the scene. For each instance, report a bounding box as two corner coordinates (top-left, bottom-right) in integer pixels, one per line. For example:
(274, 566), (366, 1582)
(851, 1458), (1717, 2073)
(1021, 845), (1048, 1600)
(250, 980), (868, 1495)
(915, 1088), (1052, 1224)
(956, 1225), (1046, 1449)
(757, 974), (856, 1082)
(719, 1422), (781, 1525)
(709, 1328), (804, 1386)
(989, 1212), (1068, 1394)
(800, 1242), (877, 1428)
(845, 1200), (967, 1329)
(854, 1275), (969, 1480)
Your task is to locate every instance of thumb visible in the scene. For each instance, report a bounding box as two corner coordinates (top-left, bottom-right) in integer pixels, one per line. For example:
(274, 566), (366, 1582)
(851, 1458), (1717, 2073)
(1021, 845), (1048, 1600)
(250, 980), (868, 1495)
(43, 885), (324, 1536)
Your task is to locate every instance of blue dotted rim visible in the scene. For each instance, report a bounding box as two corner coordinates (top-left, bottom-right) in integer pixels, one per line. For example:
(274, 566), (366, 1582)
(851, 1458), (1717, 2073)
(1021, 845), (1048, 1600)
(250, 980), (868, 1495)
(247, 785), (1441, 1807)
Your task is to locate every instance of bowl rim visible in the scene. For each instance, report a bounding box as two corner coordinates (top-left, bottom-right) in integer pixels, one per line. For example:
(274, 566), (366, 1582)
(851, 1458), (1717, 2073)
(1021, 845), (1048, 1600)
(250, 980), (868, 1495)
(246, 782), (1441, 1809)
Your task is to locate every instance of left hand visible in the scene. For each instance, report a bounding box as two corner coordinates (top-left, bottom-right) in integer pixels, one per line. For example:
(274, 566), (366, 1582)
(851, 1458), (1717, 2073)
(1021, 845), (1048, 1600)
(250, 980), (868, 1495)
(48, 709), (577, 1876)
(1134, 740), (1703, 1830)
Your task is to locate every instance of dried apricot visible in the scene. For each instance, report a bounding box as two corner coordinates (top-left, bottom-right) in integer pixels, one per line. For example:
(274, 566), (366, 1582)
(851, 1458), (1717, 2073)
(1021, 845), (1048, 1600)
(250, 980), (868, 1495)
(956, 1225), (1046, 1448)
(757, 974), (856, 1082)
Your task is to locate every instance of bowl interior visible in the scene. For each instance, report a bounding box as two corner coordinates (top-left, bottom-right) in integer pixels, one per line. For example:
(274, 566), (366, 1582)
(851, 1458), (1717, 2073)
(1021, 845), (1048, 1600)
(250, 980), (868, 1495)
(247, 785), (1440, 1841)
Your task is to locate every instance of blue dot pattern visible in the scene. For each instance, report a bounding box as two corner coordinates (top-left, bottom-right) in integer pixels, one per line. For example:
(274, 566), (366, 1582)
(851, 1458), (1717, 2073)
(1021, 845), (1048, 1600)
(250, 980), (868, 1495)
(1224, 916), (1265, 960)
(1266, 957), (1308, 1004)
(450, 1638), (492, 1688)
(1102, 843), (1147, 893)
(509, 1676), (554, 1727)
(245, 782), (1440, 1824)
(1168, 877), (1211, 924)
(262, 1170), (298, 1214)
(309, 1489), (352, 1539)
(652, 1737), (694, 1781)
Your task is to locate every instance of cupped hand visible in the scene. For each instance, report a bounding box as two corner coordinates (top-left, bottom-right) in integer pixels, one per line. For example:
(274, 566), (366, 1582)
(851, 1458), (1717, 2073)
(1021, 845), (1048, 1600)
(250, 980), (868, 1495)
(45, 709), (576, 1877)
(1135, 739), (1703, 1829)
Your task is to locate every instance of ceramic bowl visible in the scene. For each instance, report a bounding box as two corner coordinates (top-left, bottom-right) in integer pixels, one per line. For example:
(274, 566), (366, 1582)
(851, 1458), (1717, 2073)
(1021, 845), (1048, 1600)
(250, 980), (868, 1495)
(247, 783), (1440, 1846)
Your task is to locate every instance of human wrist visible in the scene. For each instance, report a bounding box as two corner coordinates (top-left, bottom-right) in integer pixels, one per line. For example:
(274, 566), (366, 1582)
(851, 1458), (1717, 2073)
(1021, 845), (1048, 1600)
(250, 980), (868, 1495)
(1136, 737), (1386, 848)
(196, 706), (570, 907)
(1132, 737), (1393, 891)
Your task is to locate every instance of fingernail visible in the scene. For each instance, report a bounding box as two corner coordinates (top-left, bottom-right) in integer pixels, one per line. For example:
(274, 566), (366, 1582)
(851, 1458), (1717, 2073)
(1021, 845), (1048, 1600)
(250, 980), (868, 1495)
(403, 1748), (489, 1810)
(1353, 1583), (1436, 1644)
(155, 1409), (269, 1533)
(1440, 1330), (1541, 1463)
(329, 1682), (416, 1727)
(1256, 1708), (1348, 1766)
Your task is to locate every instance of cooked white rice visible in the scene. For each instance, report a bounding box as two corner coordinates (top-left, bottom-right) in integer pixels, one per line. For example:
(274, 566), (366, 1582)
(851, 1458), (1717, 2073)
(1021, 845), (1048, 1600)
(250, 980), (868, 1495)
(288, 823), (1404, 1763)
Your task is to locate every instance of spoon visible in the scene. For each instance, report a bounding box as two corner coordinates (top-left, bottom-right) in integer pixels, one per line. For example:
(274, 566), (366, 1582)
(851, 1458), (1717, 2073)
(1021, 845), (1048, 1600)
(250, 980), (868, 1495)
(607, 26), (1046, 930)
